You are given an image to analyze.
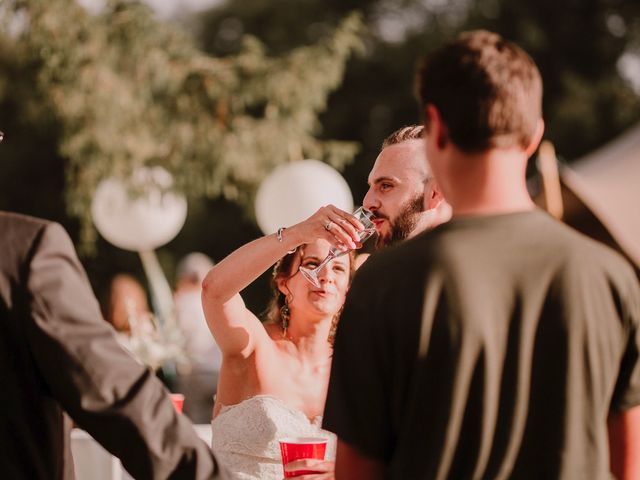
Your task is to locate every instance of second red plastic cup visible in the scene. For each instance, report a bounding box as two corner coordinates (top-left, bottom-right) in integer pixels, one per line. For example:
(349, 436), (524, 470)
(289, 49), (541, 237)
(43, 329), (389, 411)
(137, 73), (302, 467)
(170, 393), (185, 413)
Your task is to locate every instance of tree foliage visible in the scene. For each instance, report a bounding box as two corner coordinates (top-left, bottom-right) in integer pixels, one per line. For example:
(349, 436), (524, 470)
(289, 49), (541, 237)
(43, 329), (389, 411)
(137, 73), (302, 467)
(1, 0), (364, 246)
(194, 0), (640, 202)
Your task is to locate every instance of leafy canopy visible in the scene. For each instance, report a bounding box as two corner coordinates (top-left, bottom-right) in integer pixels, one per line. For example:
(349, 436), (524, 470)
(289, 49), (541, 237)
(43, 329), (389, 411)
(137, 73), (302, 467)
(2, 0), (364, 246)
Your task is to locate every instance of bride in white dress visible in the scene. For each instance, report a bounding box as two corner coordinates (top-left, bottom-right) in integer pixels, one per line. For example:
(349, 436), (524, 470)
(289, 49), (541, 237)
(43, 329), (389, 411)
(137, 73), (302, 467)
(202, 205), (363, 479)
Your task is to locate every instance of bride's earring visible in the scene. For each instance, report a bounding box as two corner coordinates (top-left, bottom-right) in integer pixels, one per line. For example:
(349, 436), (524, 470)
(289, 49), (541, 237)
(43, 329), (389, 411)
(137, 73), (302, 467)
(280, 300), (290, 336)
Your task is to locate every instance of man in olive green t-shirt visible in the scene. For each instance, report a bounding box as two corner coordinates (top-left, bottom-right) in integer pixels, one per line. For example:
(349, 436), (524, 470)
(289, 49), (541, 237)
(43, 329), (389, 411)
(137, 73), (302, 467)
(324, 31), (640, 479)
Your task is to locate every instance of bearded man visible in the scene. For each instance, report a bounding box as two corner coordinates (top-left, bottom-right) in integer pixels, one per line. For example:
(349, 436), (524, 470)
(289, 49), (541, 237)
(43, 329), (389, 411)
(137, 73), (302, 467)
(364, 125), (450, 248)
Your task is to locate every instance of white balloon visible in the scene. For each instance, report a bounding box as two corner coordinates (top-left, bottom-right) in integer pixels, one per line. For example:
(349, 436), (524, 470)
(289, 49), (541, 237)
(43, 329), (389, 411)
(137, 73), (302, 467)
(255, 159), (353, 235)
(91, 167), (187, 251)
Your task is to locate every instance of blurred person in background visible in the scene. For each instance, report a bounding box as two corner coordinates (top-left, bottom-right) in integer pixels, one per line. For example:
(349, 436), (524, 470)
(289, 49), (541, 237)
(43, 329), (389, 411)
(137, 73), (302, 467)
(103, 273), (154, 336)
(174, 252), (223, 424)
(100, 273), (174, 372)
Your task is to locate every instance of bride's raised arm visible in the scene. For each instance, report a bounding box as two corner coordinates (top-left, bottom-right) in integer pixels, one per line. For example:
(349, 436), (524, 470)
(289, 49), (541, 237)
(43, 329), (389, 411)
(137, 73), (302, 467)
(201, 205), (362, 358)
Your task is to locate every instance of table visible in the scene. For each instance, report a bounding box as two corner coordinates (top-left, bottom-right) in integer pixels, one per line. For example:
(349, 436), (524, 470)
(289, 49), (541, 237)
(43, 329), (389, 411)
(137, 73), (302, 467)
(71, 424), (212, 480)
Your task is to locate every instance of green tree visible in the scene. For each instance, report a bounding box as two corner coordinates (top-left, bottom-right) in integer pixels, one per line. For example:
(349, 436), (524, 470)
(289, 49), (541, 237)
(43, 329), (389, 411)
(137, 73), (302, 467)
(194, 0), (462, 201)
(1, 0), (364, 246)
(194, 0), (640, 204)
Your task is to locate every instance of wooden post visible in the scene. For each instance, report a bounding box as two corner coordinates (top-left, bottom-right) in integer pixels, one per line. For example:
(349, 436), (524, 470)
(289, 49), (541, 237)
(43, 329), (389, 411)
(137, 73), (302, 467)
(537, 140), (564, 220)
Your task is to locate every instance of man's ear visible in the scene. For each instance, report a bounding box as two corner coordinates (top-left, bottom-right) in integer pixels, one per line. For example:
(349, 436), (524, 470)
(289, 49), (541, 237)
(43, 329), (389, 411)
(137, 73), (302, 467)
(425, 180), (445, 210)
(525, 118), (545, 158)
(424, 104), (449, 150)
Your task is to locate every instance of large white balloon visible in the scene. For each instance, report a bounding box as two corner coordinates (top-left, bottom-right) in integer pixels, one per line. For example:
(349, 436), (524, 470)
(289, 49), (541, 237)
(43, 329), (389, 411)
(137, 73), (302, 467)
(255, 159), (353, 235)
(91, 166), (187, 251)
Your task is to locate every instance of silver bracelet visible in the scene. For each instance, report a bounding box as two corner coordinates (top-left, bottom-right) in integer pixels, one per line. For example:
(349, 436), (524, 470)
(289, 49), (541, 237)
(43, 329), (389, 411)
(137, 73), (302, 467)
(276, 227), (297, 254)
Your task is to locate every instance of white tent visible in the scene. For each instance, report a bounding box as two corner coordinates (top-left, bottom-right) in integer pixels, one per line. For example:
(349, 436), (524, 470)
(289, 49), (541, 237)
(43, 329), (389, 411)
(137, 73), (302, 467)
(560, 122), (640, 268)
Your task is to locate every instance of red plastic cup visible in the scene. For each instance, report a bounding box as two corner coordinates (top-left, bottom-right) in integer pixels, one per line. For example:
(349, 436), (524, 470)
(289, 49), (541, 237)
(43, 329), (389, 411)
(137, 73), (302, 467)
(170, 393), (185, 413)
(279, 437), (327, 478)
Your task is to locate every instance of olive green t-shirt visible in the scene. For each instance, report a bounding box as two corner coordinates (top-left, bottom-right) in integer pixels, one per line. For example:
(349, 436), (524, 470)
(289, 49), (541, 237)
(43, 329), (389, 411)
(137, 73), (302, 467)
(324, 209), (640, 479)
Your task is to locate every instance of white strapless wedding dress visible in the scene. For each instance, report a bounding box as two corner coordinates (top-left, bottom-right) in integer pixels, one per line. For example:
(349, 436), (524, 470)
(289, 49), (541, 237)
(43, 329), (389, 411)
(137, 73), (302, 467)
(211, 395), (336, 480)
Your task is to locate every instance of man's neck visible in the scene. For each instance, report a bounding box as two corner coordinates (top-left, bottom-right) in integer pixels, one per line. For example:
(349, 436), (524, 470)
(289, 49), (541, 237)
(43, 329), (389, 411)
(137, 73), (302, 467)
(445, 147), (535, 217)
(410, 206), (451, 238)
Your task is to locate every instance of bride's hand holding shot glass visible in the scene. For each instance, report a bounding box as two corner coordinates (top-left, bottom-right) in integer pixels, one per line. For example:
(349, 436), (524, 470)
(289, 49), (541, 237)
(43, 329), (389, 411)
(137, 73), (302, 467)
(297, 205), (376, 288)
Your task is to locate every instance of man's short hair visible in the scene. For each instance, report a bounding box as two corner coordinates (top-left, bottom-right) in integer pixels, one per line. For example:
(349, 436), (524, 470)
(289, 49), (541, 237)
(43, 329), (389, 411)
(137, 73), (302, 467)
(381, 125), (424, 150)
(416, 30), (542, 153)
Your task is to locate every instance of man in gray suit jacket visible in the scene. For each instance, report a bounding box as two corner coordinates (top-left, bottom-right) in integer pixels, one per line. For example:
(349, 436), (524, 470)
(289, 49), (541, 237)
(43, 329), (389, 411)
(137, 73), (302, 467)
(1, 129), (224, 478)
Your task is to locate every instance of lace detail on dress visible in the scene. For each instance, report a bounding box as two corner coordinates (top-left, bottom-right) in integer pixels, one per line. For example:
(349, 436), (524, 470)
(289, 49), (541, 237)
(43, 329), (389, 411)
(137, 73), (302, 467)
(211, 395), (336, 480)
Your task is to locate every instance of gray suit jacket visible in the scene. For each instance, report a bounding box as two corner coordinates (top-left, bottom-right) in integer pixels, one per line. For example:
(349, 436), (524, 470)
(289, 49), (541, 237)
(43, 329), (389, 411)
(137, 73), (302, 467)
(0, 212), (223, 479)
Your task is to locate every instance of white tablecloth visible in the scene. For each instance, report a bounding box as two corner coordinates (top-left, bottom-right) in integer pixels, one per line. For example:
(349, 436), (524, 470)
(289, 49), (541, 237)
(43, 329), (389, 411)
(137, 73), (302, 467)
(71, 424), (212, 480)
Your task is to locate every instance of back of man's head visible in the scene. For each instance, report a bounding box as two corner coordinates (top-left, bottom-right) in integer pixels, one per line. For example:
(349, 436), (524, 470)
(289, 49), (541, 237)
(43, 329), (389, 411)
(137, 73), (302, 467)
(416, 30), (542, 153)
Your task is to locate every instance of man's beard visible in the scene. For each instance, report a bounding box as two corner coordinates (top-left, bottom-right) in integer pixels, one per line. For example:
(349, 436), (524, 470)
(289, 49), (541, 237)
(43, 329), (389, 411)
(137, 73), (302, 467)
(375, 194), (424, 249)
